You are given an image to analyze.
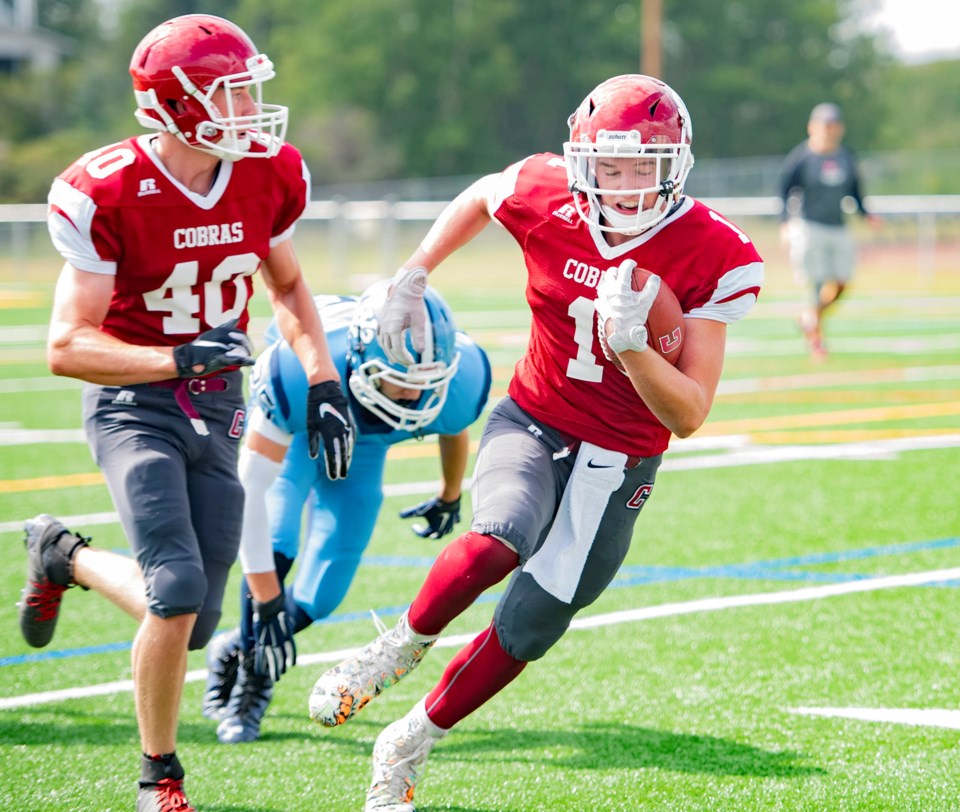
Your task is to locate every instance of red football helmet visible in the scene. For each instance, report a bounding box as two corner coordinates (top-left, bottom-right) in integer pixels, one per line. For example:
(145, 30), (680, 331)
(129, 14), (288, 160)
(564, 74), (694, 235)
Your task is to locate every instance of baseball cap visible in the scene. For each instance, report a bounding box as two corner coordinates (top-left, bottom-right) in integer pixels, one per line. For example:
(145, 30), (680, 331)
(809, 102), (844, 124)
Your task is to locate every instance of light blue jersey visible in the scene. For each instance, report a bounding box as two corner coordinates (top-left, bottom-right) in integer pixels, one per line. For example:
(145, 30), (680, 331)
(248, 295), (491, 622)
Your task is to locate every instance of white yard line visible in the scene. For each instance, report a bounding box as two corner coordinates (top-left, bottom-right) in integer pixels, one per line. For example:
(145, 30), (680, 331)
(3, 565), (960, 710)
(789, 707), (960, 730)
(3, 432), (959, 535)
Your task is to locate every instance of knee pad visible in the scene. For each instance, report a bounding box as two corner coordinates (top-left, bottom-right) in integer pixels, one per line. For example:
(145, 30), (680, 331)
(148, 559), (207, 618)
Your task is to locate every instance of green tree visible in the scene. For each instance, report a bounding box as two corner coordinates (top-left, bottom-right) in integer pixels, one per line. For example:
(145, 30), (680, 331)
(0, 0), (937, 201)
(664, 0), (891, 158)
(249, 0), (895, 178)
(870, 58), (960, 194)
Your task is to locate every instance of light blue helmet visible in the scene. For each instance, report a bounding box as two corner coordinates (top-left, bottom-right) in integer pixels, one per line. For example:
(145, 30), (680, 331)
(347, 280), (460, 432)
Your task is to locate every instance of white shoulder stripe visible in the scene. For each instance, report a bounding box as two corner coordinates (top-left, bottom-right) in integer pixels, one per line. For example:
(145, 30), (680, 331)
(47, 179), (116, 275)
(48, 178), (95, 238)
(686, 261), (764, 324)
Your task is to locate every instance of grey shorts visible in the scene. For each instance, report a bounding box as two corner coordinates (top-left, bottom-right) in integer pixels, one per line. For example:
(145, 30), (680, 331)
(472, 397), (661, 660)
(82, 372), (245, 634)
(788, 219), (857, 289)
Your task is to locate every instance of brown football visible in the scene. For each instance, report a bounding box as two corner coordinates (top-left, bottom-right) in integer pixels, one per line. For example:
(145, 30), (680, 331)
(600, 267), (684, 371)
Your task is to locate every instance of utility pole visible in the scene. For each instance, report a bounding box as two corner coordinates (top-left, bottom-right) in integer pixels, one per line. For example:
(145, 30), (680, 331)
(642, 0), (662, 78)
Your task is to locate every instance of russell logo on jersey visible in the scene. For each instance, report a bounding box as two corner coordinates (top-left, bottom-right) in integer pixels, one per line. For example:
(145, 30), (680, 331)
(111, 390), (138, 406)
(137, 178), (161, 197)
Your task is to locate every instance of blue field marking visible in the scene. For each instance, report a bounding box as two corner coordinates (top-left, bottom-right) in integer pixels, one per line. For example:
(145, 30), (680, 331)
(3, 536), (959, 669)
(743, 536), (960, 568)
(0, 640), (131, 667)
(616, 537), (960, 587)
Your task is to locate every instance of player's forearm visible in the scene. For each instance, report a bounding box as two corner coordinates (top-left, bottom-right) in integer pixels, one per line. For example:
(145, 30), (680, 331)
(619, 320), (725, 439)
(437, 430), (470, 501)
(621, 352), (713, 438)
(269, 276), (338, 385)
(47, 322), (177, 384)
(245, 570), (283, 603)
(237, 441), (285, 589)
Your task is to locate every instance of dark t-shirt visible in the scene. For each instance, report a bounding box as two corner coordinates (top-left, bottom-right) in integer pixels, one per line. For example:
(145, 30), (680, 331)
(779, 142), (867, 226)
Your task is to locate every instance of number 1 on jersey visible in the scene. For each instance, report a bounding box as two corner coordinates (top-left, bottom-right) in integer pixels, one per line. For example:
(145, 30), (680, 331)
(566, 296), (604, 383)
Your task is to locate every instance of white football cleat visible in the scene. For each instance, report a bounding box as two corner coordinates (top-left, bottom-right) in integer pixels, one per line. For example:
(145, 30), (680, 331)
(365, 699), (445, 812)
(309, 611), (436, 727)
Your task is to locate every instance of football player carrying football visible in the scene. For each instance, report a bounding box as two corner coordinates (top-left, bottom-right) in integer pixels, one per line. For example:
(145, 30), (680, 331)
(203, 284), (491, 745)
(19, 14), (354, 811)
(309, 74), (764, 812)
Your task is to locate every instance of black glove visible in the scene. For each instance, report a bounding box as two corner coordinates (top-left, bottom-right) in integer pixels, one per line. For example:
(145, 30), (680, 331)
(399, 495), (462, 540)
(307, 380), (355, 480)
(173, 318), (254, 378)
(252, 593), (296, 682)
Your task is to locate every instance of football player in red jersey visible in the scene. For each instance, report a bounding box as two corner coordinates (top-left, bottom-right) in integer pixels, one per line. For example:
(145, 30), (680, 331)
(309, 74), (764, 811)
(18, 14), (354, 811)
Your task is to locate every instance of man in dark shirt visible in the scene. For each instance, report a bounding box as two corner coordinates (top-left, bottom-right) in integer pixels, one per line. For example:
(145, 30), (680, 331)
(779, 103), (881, 360)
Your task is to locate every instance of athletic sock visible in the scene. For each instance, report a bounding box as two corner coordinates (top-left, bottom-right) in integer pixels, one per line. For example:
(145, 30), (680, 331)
(423, 622), (526, 730)
(139, 752), (184, 787)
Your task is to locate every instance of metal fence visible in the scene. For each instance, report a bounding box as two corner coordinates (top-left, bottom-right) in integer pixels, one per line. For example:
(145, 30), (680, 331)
(2, 193), (959, 286)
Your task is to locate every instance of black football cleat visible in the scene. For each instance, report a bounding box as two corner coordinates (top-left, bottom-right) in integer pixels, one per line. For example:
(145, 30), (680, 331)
(18, 514), (88, 648)
(216, 653), (275, 744)
(202, 627), (242, 720)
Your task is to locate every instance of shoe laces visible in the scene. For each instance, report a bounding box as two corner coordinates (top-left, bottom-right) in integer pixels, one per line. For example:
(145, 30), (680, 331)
(24, 578), (67, 621)
(152, 778), (195, 812)
(355, 610), (406, 666)
(369, 610), (421, 656)
(370, 608), (389, 636)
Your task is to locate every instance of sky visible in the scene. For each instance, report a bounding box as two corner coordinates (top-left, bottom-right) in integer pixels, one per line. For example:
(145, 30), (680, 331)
(864, 0), (960, 62)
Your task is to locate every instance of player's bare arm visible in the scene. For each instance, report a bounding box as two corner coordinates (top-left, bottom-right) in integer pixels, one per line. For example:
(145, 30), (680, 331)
(47, 263), (179, 384)
(260, 238), (338, 386)
(437, 430), (470, 502)
(618, 317), (727, 438)
(263, 240), (354, 477)
(244, 571), (283, 601)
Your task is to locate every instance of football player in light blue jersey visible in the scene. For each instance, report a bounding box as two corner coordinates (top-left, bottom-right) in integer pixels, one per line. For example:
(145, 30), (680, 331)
(205, 281), (491, 744)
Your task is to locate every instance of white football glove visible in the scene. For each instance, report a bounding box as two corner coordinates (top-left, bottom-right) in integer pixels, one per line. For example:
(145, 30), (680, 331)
(595, 258), (660, 355)
(378, 266), (429, 366)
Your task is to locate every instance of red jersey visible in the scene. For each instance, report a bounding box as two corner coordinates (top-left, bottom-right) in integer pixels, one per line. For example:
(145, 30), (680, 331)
(491, 152), (764, 457)
(47, 134), (309, 346)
